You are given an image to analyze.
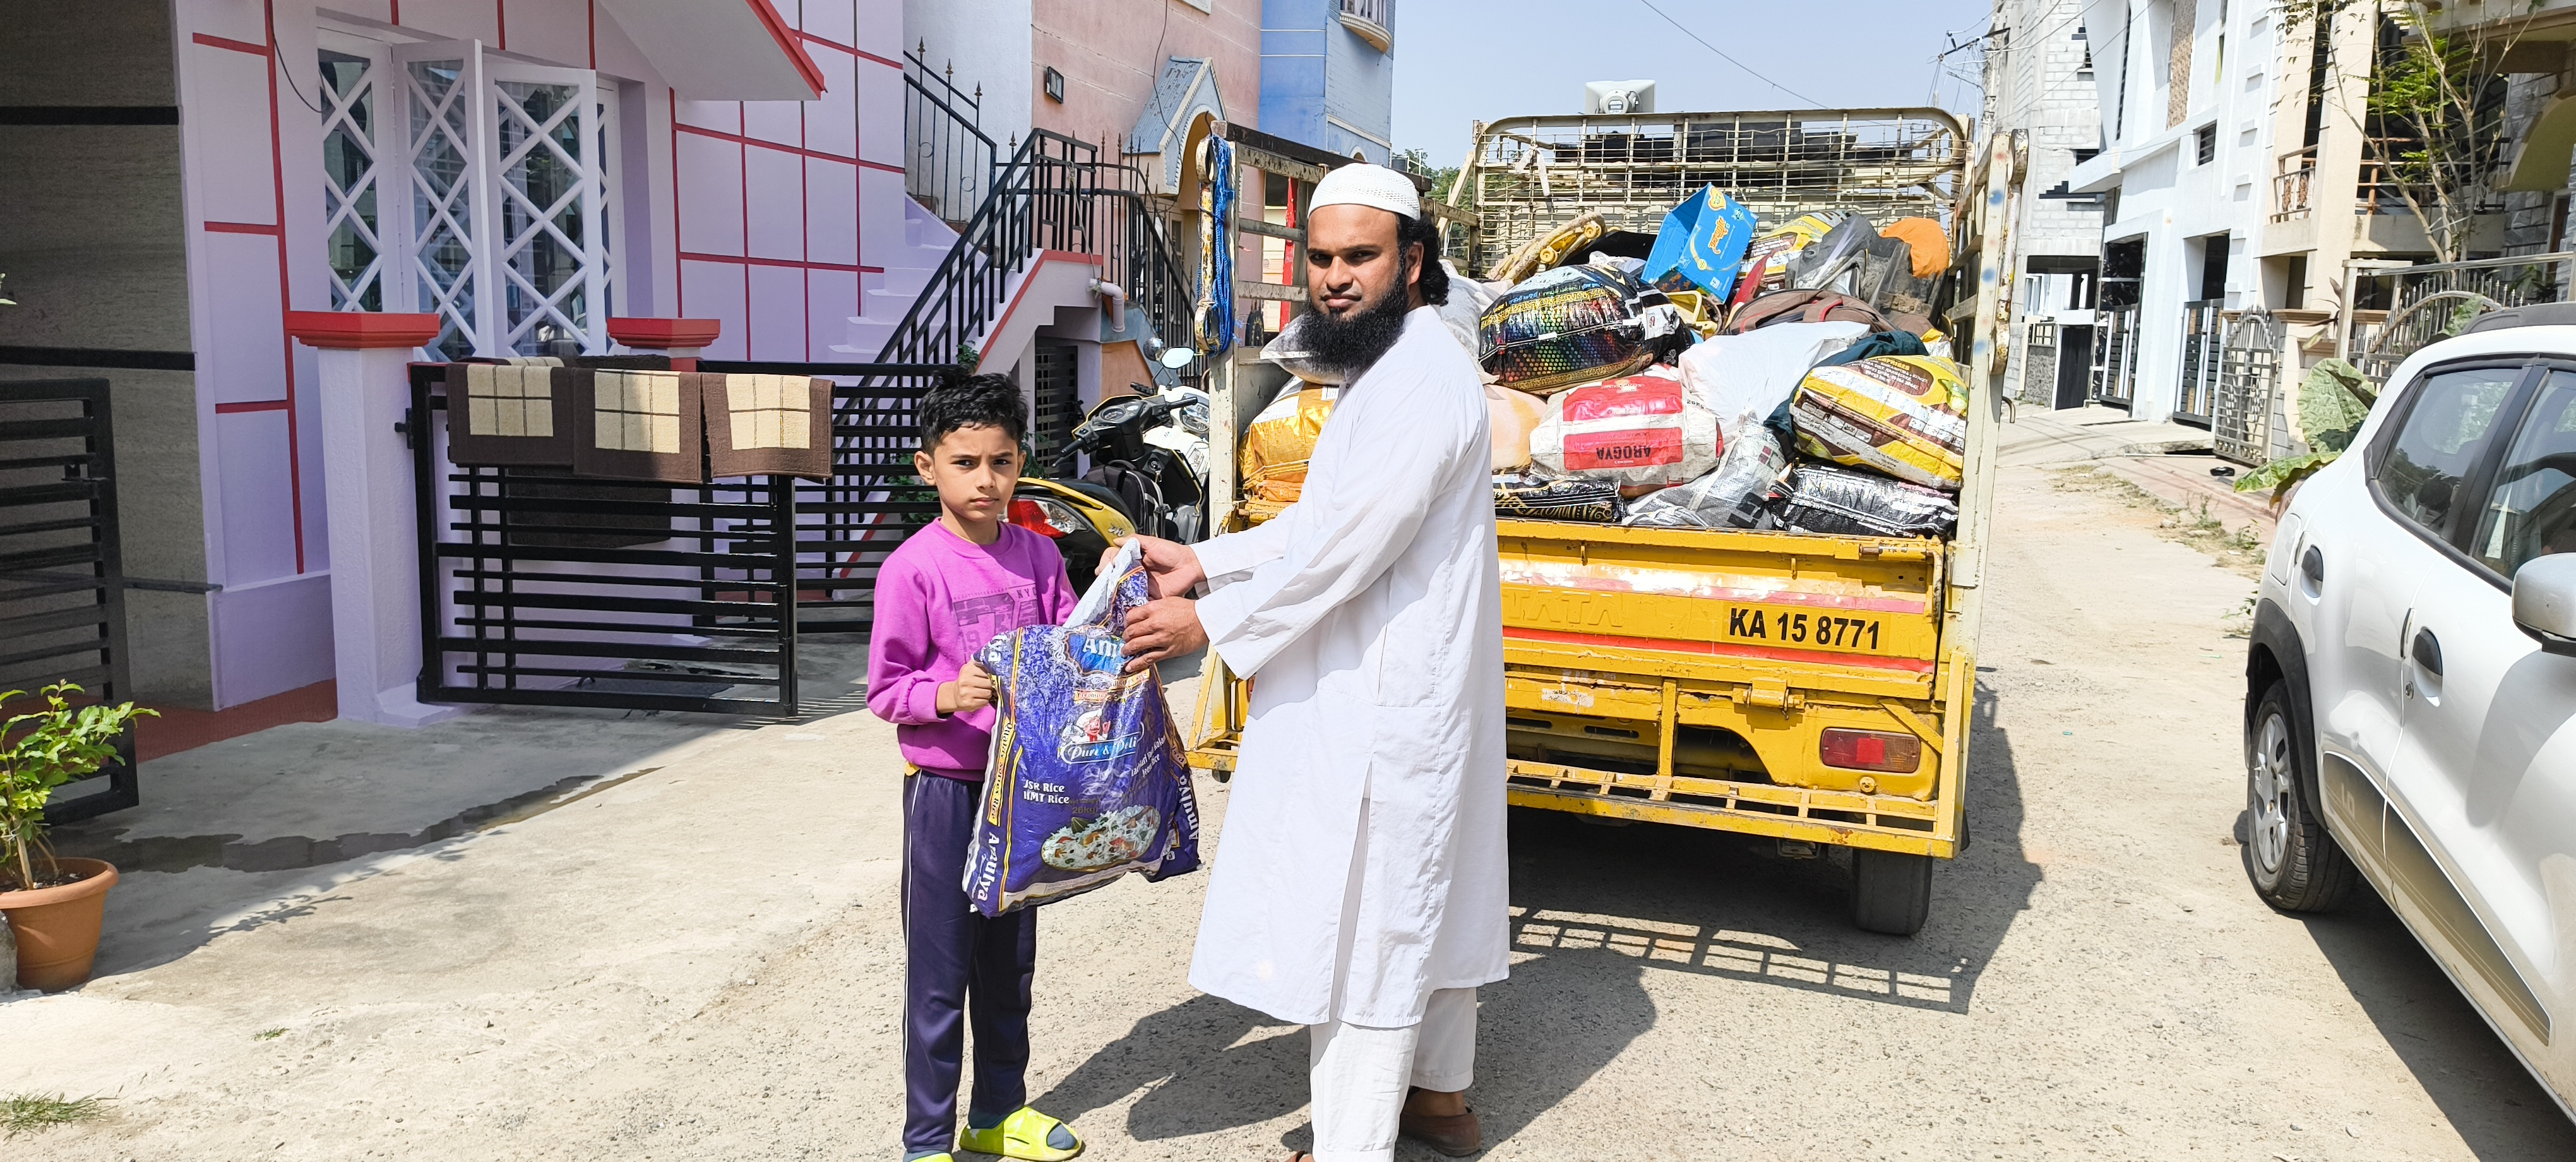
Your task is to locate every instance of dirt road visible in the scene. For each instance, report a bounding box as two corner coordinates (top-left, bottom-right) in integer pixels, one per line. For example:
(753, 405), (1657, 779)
(4, 462), (2573, 1160)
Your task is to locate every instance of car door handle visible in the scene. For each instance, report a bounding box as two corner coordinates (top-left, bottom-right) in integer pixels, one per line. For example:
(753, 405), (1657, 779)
(2412, 626), (2444, 678)
(2301, 544), (2324, 586)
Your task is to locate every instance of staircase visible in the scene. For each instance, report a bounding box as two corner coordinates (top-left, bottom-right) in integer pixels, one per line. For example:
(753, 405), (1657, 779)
(833, 198), (960, 361)
(850, 129), (1195, 373)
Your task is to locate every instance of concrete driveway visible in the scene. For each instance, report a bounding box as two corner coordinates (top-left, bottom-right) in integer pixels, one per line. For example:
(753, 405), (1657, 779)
(4, 459), (2573, 1160)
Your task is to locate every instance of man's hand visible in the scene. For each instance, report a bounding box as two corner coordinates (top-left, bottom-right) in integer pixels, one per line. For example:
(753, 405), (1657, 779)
(1108, 536), (1207, 598)
(1123, 596), (1209, 673)
(937, 660), (996, 715)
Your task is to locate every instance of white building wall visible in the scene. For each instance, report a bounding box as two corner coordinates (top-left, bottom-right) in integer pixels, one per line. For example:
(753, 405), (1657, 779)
(169, 0), (903, 707)
(2069, 0), (2278, 424)
(903, 0), (1035, 159)
(1986, 0), (2108, 406)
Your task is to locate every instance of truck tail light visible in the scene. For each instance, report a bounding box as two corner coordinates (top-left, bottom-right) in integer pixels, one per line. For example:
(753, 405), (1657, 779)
(1820, 728), (1922, 774)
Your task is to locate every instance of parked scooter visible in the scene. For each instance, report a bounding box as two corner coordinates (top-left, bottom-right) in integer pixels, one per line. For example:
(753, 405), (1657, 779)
(1059, 385), (1210, 543)
(1007, 384), (1210, 590)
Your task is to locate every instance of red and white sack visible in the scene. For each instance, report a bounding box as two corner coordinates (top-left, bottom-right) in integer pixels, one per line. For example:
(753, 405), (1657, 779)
(1529, 366), (1721, 494)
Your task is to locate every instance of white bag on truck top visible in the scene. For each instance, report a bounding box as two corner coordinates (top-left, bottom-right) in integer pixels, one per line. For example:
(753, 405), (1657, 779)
(1529, 366), (1720, 494)
(1675, 320), (1868, 433)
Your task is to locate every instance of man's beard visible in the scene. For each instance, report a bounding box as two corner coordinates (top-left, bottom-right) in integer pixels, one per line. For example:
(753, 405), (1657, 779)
(1303, 255), (1413, 381)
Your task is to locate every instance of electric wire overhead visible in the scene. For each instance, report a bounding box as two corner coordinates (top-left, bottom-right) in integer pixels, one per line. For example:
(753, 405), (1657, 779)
(1634, 0), (1825, 109)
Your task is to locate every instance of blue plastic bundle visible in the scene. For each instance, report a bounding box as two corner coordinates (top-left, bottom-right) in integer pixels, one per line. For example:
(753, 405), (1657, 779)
(1642, 184), (1758, 301)
(964, 541), (1202, 916)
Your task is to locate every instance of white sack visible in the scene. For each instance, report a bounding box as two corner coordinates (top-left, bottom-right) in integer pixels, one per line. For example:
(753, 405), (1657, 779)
(1675, 320), (1869, 432)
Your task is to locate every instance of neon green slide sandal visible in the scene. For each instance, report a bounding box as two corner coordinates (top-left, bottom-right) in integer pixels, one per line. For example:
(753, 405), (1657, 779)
(957, 1106), (1083, 1161)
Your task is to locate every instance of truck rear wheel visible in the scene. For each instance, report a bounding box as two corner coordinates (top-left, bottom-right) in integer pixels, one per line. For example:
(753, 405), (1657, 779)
(1852, 848), (1933, 935)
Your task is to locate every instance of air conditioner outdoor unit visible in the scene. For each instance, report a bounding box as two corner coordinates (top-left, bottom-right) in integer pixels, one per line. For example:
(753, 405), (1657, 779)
(1584, 80), (1655, 116)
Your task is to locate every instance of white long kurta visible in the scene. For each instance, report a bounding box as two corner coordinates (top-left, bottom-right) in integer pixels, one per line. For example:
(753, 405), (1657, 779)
(1188, 306), (1510, 1028)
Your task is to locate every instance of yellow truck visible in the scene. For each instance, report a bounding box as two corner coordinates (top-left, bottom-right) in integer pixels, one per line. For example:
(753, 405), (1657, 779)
(1179, 109), (2025, 935)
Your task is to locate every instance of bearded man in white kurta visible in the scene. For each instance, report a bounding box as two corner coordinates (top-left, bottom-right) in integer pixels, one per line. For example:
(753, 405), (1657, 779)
(1120, 163), (1508, 1162)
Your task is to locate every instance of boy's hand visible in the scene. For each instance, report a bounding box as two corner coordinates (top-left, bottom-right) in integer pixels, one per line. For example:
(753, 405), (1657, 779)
(1112, 536), (1206, 597)
(938, 661), (996, 715)
(1123, 597), (1208, 673)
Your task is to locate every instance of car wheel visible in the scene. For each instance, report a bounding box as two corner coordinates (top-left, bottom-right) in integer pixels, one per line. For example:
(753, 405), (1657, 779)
(2243, 678), (2357, 913)
(1851, 848), (1933, 936)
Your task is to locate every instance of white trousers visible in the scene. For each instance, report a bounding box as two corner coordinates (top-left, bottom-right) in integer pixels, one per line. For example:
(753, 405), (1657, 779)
(1306, 986), (1477, 1162)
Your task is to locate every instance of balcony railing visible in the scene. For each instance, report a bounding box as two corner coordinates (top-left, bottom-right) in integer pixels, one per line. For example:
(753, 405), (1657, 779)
(1339, 0), (1392, 52)
(2272, 147), (2313, 222)
(903, 45), (998, 224)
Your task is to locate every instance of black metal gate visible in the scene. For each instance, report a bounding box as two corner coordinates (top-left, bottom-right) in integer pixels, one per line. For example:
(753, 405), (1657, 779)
(2174, 299), (2223, 426)
(411, 364), (803, 716)
(0, 378), (137, 820)
(2092, 306), (2140, 407)
(412, 362), (958, 717)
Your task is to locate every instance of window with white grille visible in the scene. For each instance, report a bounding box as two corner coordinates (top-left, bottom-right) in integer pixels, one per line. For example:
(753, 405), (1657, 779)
(318, 37), (617, 361)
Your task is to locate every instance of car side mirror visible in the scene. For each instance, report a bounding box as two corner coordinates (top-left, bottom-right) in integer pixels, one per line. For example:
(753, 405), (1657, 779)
(2512, 554), (2576, 656)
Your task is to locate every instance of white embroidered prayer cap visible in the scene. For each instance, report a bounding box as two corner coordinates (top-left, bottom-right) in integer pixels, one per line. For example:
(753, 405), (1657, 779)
(1309, 162), (1421, 220)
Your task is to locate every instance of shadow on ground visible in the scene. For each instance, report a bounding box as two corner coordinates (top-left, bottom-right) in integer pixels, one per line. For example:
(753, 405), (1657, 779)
(1030, 955), (1655, 1159)
(2301, 885), (2576, 1159)
(1500, 678), (2041, 1017)
(42, 640), (875, 981)
(1033, 681), (2041, 1154)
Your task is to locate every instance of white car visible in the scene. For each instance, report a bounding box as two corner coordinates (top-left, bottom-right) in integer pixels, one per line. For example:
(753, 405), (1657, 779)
(2249, 306), (2576, 1117)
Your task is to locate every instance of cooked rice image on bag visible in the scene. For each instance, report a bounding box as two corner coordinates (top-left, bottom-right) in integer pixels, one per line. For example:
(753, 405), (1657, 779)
(1786, 354), (1970, 491)
(964, 541), (1202, 916)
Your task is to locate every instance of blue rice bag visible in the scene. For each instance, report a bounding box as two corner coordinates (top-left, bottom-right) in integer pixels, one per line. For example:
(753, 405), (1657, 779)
(964, 541), (1202, 916)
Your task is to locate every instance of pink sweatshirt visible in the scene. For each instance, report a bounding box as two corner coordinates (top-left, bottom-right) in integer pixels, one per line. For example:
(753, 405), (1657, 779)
(866, 520), (1080, 781)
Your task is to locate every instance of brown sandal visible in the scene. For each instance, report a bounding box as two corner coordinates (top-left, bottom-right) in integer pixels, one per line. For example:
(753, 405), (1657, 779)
(1400, 1105), (1484, 1157)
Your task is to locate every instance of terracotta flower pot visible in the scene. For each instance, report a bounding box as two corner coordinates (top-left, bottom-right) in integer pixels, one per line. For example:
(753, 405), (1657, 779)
(0, 858), (117, 991)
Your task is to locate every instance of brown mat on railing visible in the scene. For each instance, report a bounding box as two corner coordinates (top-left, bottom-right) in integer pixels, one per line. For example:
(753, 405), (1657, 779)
(570, 368), (705, 483)
(702, 372), (832, 481)
(444, 362), (575, 467)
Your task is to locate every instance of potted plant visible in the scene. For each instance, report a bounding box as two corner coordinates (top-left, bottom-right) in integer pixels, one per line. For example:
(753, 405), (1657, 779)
(1, 683), (152, 991)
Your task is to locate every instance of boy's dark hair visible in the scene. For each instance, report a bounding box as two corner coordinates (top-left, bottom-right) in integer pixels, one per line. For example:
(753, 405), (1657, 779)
(919, 373), (1028, 452)
(1398, 212), (1451, 307)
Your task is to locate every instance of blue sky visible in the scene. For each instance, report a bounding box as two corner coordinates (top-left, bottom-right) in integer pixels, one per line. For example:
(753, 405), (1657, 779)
(1390, 0), (1994, 167)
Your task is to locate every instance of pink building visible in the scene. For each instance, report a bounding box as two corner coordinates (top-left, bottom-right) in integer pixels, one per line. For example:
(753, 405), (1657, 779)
(0, 0), (934, 712)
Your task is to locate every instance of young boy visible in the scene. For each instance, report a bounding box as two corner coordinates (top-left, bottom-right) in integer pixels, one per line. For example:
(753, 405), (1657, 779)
(866, 374), (1085, 1162)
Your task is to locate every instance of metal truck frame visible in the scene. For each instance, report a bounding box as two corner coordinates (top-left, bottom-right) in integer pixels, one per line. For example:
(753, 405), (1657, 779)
(1178, 109), (2024, 935)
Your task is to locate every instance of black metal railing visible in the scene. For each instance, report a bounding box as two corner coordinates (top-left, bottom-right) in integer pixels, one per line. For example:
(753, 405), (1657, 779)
(1, 378), (138, 820)
(904, 45), (998, 224)
(873, 129), (1194, 367)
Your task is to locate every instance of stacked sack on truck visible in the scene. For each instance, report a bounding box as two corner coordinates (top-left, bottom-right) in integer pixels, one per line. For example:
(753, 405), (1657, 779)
(1444, 182), (1966, 539)
(1243, 188), (1968, 541)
